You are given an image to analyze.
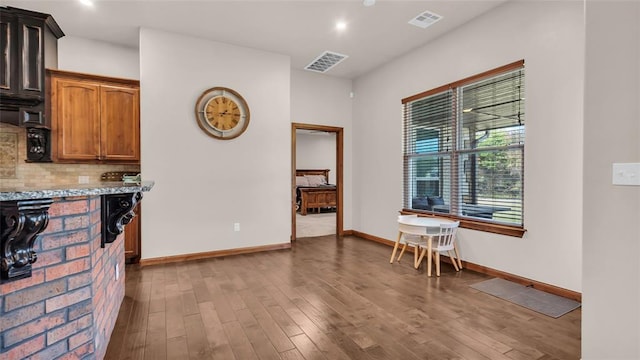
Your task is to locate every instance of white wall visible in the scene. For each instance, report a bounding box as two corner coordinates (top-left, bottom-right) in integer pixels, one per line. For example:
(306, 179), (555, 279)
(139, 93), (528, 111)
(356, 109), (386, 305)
(47, 2), (640, 355)
(582, 1), (640, 358)
(296, 132), (337, 184)
(139, 28), (291, 259)
(58, 36), (139, 79)
(352, 1), (584, 292)
(291, 70), (353, 230)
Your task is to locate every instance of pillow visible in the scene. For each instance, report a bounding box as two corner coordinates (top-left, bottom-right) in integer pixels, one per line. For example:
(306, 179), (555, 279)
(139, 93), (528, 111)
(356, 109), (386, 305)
(305, 174), (327, 187)
(428, 196), (445, 206)
(412, 197), (429, 210)
(296, 176), (309, 186)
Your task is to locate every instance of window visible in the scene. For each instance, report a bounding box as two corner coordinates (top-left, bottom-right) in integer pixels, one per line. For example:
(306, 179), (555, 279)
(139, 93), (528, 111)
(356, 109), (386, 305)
(402, 61), (525, 231)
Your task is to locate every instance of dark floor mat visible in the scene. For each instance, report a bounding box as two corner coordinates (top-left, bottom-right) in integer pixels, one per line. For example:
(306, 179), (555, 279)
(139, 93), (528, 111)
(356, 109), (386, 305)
(470, 278), (581, 318)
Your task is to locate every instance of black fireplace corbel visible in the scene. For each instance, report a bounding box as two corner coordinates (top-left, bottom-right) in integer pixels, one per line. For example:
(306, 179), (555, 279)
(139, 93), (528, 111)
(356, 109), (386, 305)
(0, 198), (53, 282)
(101, 192), (142, 247)
(26, 127), (52, 162)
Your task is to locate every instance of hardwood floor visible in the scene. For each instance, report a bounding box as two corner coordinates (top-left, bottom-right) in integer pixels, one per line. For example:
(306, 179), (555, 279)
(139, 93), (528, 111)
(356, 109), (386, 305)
(105, 235), (581, 360)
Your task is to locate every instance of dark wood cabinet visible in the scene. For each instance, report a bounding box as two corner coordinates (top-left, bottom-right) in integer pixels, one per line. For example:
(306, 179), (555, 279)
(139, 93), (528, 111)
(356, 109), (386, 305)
(0, 7), (63, 127)
(0, 16), (13, 92)
(49, 70), (140, 163)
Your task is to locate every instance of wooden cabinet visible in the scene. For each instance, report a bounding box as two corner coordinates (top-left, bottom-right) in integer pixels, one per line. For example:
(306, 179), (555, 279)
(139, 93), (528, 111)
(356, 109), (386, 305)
(53, 79), (100, 160)
(100, 85), (140, 161)
(0, 7), (64, 127)
(124, 204), (141, 263)
(48, 70), (140, 163)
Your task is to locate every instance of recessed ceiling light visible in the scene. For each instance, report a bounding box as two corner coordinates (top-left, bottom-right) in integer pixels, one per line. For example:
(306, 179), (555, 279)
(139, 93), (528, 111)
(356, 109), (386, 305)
(336, 21), (347, 31)
(79, 0), (94, 7)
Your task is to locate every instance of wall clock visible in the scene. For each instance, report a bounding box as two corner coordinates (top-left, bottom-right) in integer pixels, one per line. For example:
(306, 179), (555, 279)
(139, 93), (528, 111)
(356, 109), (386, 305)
(195, 87), (250, 140)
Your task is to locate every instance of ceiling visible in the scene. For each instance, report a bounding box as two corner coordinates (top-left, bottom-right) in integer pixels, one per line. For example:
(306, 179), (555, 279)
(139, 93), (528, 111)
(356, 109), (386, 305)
(3, 0), (507, 79)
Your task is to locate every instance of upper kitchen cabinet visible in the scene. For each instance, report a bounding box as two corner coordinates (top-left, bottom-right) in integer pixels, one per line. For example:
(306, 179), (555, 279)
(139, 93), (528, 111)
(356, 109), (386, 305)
(0, 7), (64, 127)
(100, 85), (140, 161)
(49, 70), (140, 163)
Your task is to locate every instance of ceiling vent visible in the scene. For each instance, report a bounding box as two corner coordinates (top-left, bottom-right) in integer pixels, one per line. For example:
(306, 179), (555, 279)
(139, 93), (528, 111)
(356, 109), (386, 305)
(305, 51), (348, 73)
(408, 10), (443, 29)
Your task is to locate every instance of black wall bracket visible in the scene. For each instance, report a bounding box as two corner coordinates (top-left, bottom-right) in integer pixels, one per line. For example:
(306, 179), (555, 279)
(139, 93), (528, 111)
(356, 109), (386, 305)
(0, 198), (53, 282)
(101, 192), (142, 248)
(26, 127), (52, 162)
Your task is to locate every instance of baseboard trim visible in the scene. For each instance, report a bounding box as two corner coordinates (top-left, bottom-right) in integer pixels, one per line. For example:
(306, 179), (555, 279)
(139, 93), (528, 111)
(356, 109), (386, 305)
(352, 230), (396, 247)
(351, 230), (582, 302)
(139, 242), (292, 267)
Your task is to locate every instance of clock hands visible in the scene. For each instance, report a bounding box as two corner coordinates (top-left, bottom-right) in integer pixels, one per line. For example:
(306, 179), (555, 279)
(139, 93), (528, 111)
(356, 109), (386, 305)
(218, 110), (240, 118)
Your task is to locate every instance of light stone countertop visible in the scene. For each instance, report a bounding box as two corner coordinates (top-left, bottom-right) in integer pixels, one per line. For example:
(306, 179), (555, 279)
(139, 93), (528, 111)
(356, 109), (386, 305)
(0, 181), (155, 201)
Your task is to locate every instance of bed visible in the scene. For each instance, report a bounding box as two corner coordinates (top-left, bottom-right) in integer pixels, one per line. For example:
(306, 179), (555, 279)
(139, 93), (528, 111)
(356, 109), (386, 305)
(296, 169), (337, 216)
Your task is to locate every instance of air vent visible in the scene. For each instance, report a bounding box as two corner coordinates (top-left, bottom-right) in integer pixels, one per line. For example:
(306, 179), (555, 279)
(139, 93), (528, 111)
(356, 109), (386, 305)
(305, 51), (348, 73)
(408, 10), (443, 29)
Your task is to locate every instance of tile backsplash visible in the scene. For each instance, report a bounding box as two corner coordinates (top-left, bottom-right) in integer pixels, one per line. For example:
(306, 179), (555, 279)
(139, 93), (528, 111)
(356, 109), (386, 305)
(0, 131), (18, 178)
(0, 124), (140, 188)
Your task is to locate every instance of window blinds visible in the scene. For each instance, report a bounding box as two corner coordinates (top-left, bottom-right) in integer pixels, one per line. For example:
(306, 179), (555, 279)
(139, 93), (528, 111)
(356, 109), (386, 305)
(402, 61), (525, 226)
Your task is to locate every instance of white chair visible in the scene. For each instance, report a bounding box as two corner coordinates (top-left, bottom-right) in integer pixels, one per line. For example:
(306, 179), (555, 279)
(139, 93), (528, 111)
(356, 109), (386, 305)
(399, 221), (461, 276)
(390, 215), (423, 264)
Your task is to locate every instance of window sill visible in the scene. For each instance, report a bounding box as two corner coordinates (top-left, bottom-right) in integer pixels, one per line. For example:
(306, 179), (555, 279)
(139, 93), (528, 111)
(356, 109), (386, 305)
(400, 209), (526, 238)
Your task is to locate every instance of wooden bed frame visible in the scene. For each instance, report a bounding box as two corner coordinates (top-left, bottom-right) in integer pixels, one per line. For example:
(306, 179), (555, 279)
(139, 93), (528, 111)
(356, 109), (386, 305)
(296, 169), (337, 216)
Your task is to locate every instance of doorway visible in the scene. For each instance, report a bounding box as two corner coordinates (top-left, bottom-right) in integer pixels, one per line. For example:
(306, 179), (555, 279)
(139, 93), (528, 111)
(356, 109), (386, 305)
(291, 123), (343, 241)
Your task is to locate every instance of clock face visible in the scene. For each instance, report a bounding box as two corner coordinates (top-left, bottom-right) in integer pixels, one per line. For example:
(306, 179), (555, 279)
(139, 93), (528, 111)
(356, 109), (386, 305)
(204, 96), (241, 131)
(195, 87), (250, 139)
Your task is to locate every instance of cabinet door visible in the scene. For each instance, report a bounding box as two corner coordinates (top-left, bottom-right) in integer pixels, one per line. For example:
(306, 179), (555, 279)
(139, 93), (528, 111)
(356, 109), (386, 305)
(54, 79), (101, 160)
(100, 85), (140, 161)
(0, 14), (16, 92)
(124, 204), (140, 262)
(17, 16), (44, 97)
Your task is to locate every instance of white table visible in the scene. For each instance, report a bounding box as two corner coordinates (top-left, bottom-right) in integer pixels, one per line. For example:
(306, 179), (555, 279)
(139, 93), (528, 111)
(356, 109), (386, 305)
(390, 215), (462, 277)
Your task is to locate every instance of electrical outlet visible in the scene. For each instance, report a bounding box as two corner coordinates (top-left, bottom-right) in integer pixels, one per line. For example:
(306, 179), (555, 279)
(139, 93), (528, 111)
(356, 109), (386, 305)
(115, 263), (120, 280)
(234, 223), (240, 232)
(78, 176), (89, 184)
(613, 163), (640, 186)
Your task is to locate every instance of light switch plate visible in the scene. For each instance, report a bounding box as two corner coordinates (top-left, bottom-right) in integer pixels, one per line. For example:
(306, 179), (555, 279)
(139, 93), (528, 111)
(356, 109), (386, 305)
(612, 163), (640, 186)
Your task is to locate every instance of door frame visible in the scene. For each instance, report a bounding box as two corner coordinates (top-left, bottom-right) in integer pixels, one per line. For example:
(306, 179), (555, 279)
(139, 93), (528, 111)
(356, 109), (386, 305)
(291, 123), (344, 241)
